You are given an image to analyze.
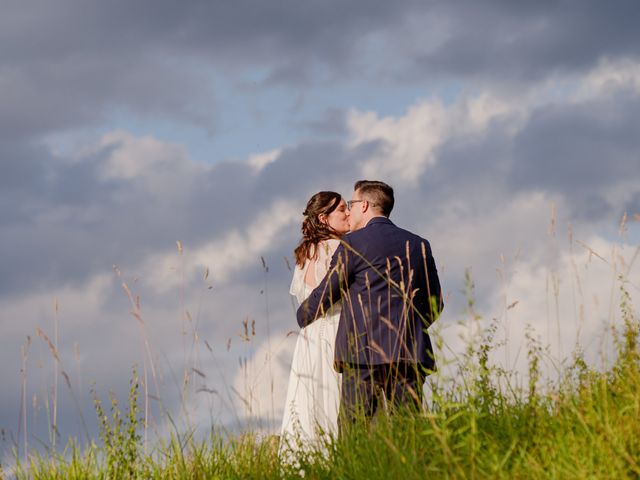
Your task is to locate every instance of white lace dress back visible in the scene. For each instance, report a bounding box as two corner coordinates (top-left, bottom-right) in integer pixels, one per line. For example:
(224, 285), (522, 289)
(280, 239), (342, 451)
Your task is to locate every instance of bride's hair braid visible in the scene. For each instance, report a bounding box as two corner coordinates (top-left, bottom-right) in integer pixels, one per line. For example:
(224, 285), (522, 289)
(294, 191), (342, 267)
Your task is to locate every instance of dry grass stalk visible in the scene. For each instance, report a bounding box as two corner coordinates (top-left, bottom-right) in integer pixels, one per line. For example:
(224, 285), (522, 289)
(19, 336), (31, 465)
(575, 240), (609, 264)
(619, 212), (628, 236)
(113, 264), (162, 447)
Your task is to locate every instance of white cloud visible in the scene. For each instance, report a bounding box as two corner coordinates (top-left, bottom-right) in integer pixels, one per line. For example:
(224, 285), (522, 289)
(576, 59), (640, 100)
(95, 131), (196, 180)
(432, 234), (640, 391)
(347, 99), (447, 184)
(247, 148), (282, 173)
(140, 199), (299, 293)
(229, 330), (298, 428)
(346, 93), (513, 186)
(0, 272), (113, 338)
(345, 59), (640, 191)
(424, 191), (564, 281)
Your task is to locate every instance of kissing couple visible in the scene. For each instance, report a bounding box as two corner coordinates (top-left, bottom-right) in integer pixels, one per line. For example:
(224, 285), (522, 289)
(280, 180), (443, 453)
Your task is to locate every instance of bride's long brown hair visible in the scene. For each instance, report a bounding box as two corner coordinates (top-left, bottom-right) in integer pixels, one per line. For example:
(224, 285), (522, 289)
(294, 191), (343, 267)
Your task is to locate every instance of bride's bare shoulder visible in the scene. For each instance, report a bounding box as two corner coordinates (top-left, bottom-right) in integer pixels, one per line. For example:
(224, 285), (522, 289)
(316, 239), (340, 259)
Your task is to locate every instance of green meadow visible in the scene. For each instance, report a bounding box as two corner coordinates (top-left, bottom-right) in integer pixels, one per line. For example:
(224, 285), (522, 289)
(7, 282), (640, 479)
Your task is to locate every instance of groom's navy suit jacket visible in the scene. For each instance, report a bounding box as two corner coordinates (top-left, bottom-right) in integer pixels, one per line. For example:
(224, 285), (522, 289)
(297, 217), (443, 372)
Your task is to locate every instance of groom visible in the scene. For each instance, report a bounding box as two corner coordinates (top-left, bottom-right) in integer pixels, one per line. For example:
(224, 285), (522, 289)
(297, 180), (443, 425)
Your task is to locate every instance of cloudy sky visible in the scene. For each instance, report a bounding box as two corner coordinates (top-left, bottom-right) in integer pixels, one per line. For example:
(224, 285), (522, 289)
(2, 0), (640, 458)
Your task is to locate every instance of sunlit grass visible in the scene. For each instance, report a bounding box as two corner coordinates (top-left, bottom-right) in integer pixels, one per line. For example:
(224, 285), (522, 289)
(9, 288), (639, 479)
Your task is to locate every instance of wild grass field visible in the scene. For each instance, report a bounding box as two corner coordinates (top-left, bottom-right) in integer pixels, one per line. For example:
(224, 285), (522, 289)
(4, 225), (640, 479)
(8, 299), (640, 479)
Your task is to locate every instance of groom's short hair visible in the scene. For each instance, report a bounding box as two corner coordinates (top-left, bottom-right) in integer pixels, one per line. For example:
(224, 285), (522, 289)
(354, 180), (394, 217)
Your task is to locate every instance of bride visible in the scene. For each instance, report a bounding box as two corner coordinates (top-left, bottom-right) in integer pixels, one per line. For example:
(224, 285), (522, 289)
(280, 191), (350, 452)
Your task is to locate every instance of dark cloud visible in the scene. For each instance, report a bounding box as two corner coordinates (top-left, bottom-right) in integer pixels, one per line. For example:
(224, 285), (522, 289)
(300, 108), (348, 137)
(0, 1), (417, 292)
(2, 0), (639, 145)
(253, 141), (361, 202)
(510, 89), (640, 218)
(1, 1), (415, 64)
(5, 1), (637, 71)
(0, 133), (367, 300)
(0, 0), (418, 140)
(413, 0), (640, 82)
(0, 143), (49, 199)
(0, 147), (225, 295)
(420, 128), (513, 211)
(0, 51), (214, 140)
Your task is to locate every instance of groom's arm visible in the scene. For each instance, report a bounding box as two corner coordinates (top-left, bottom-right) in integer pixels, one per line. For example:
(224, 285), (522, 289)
(296, 242), (351, 328)
(423, 240), (444, 325)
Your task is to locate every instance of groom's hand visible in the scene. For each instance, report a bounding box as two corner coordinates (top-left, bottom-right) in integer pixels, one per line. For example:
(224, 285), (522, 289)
(296, 299), (324, 328)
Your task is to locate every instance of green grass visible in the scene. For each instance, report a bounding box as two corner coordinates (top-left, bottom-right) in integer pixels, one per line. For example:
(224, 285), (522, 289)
(7, 267), (640, 479)
(10, 304), (640, 480)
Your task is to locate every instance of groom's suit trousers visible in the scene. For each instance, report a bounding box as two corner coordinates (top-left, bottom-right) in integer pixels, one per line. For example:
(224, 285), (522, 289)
(338, 362), (426, 427)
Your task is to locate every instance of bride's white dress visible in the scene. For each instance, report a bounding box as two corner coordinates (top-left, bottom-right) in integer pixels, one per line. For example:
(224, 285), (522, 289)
(280, 239), (341, 450)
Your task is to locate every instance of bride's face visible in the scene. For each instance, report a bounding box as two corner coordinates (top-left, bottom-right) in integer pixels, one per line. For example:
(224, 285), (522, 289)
(322, 198), (350, 235)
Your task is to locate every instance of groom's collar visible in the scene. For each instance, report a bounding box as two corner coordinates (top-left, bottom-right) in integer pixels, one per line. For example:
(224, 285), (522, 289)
(364, 216), (393, 228)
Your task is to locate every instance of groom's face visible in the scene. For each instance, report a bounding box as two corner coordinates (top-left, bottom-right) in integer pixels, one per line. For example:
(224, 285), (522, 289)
(348, 190), (366, 231)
